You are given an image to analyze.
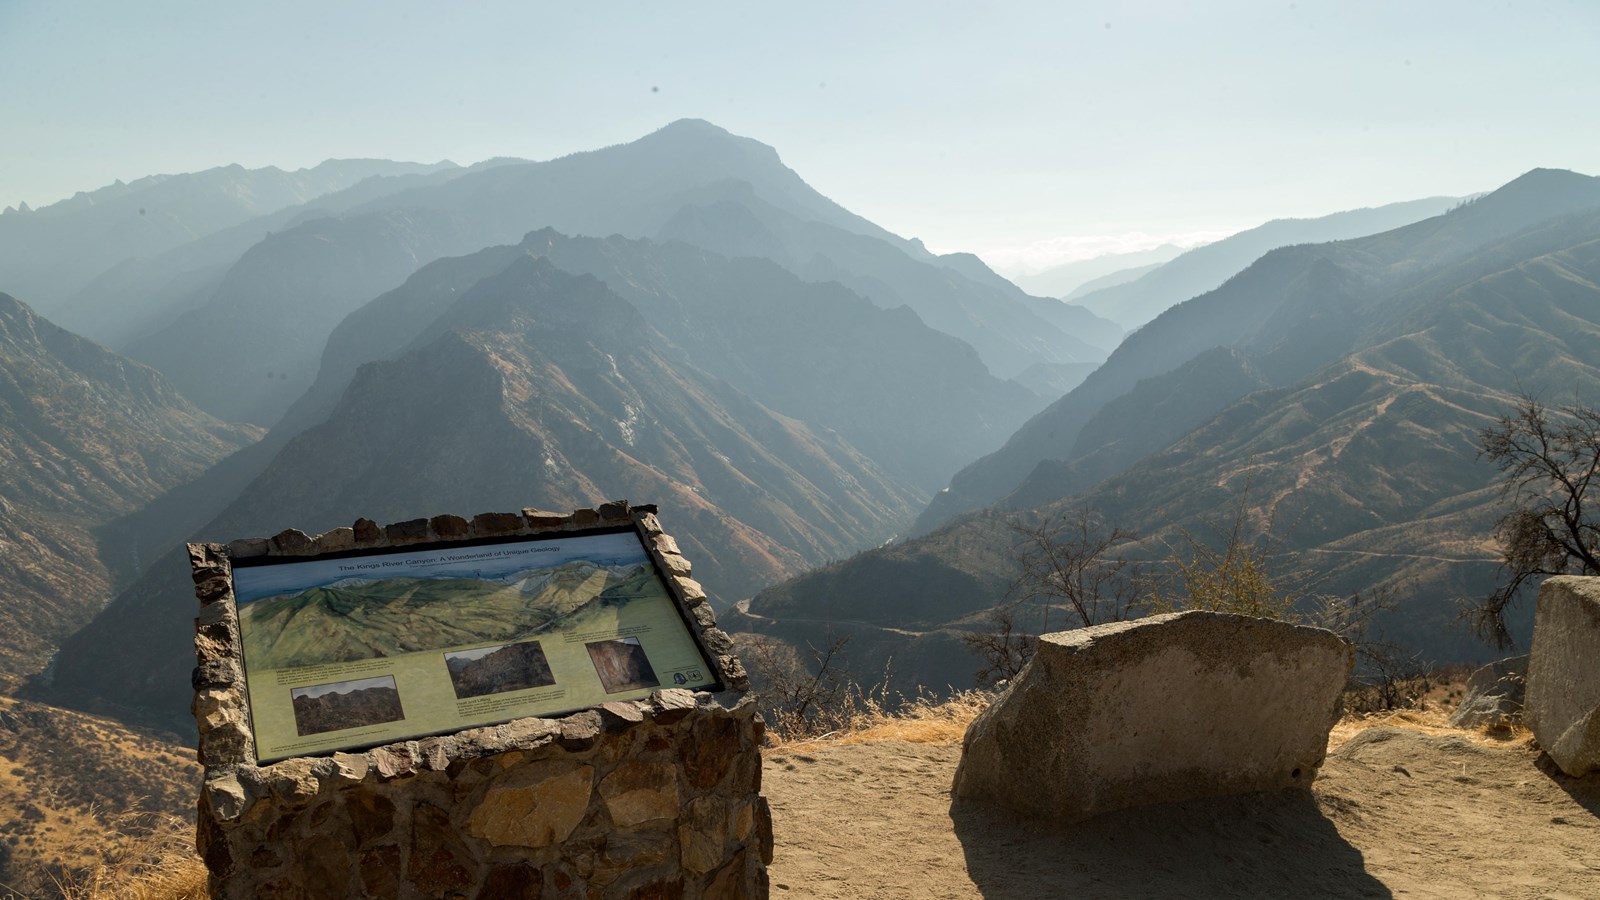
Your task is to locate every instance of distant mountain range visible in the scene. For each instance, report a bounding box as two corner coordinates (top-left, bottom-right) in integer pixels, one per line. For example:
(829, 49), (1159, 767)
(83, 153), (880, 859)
(10, 123), (1589, 746)
(920, 171), (1600, 534)
(22, 120), (1116, 428)
(0, 293), (257, 677)
(736, 168), (1600, 692)
(47, 257), (932, 729)
(1010, 243), (1187, 299)
(1067, 196), (1464, 331)
(0, 159), (457, 315)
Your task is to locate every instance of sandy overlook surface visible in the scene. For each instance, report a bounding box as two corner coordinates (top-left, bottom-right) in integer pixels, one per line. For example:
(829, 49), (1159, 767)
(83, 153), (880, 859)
(763, 727), (1600, 899)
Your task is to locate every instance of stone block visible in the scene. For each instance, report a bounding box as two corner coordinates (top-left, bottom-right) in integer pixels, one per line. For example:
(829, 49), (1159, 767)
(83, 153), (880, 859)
(683, 716), (741, 791)
(410, 802), (476, 896)
(717, 655), (748, 690)
(188, 542), (228, 578)
(691, 605), (717, 629)
(352, 517), (381, 543)
(430, 514), (471, 538)
(679, 796), (730, 875)
(953, 610), (1353, 823)
(600, 701), (648, 729)
(194, 574), (232, 605)
(700, 628), (733, 655)
(269, 529), (315, 555)
(384, 517), (430, 543)
(466, 765), (593, 848)
(559, 711), (604, 750)
(472, 511), (525, 536)
(1525, 576), (1600, 776)
(590, 831), (672, 887)
(192, 658), (241, 690)
(478, 864), (543, 899)
(523, 508), (568, 528)
(650, 689), (698, 725)
(673, 578), (707, 604)
(226, 537), (270, 560)
(658, 553), (692, 578)
(311, 527), (354, 553)
(600, 760), (679, 826)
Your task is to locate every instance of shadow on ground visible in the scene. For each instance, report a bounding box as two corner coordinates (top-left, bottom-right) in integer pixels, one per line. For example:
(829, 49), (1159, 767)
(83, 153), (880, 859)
(1535, 751), (1600, 820)
(951, 788), (1391, 899)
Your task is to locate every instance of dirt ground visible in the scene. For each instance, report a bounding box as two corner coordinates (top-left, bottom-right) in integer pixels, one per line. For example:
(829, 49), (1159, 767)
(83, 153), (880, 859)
(763, 727), (1600, 899)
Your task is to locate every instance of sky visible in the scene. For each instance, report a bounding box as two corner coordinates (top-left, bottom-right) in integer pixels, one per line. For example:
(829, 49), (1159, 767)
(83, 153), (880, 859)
(291, 675), (395, 700)
(3, 1), (1597, 275)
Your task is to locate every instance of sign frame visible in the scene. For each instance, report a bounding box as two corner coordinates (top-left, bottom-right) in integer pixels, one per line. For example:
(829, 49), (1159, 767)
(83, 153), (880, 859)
(187, 502), (742, 768)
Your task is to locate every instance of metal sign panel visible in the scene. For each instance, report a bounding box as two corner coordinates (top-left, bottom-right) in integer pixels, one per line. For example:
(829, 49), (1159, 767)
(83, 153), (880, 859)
(231, 526), (718, 763)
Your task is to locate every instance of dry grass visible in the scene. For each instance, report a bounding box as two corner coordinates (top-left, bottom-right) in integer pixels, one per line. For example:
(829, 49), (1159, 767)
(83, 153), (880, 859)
(764, 669), (1534, 762)
(0, 696), (202, 899)
(765, 689), (994, 751)
(38, 812), (205, 900)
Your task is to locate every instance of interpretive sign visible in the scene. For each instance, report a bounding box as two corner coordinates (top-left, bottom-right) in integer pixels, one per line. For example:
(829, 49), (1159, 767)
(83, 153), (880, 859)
(230, 524), (721, 763)
(189, 503), (769, 899)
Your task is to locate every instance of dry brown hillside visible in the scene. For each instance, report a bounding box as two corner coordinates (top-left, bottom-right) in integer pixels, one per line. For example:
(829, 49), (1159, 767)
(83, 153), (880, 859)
(0, 695), (198, 898)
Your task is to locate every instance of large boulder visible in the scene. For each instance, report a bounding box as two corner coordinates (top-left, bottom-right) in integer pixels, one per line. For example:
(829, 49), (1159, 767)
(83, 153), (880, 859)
(952, 611), (1353, 823)
(1448, 655), (1528, 728)
(1525, 576), (1600, 776)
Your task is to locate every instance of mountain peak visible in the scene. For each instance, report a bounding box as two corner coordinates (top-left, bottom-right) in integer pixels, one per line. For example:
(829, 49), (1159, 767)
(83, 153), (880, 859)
(655, 118), (735, 138)
(1481, 168), (1599, 206)
(632, 119), (781, 163)
(430, 254), (647, 344)
(1504, 166), (1589, 185)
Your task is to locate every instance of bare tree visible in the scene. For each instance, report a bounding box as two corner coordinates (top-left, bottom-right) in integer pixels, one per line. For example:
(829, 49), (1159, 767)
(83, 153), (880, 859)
(960, 603), (1036, 687)
(1473, 394), (1600, 648)
(1010, 506), (1144, 631)
(737, 632), (855, 739)
(964, 507), (1143, 687)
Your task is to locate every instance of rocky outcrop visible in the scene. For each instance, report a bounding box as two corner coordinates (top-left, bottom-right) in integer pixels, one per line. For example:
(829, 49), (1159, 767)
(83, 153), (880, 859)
(953, 611), (1353, 824)
(1448, 655), (1528, 728)
(1525, 576), (1600, 776)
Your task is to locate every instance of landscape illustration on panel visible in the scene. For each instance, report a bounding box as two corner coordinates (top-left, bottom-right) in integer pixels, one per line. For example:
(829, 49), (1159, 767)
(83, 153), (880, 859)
(234, 531), (667, 672)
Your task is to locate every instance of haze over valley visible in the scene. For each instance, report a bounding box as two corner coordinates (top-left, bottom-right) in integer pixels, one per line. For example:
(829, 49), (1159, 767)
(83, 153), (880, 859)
(3, 3), (1599, 891)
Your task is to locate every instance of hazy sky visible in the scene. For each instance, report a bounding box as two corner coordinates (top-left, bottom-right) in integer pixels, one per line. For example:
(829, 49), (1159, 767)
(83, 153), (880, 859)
(3, 1), (1597, 273)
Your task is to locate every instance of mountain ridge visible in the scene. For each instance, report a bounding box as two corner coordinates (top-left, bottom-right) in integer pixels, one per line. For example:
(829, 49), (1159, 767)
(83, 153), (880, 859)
(742, 174), (1600, 695)
(1067, 196), (1462, 331)
(0, 293), (258, 677)
(48, 258), (922, 731)
(917, 169), (1600, 535)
